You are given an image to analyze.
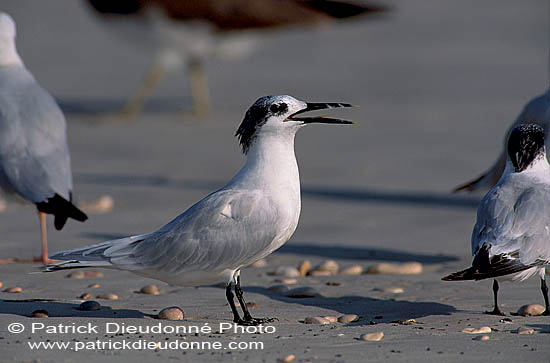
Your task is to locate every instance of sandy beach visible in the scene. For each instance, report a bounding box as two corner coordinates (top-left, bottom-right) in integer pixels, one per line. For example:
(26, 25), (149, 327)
(0, 0), (548, 362)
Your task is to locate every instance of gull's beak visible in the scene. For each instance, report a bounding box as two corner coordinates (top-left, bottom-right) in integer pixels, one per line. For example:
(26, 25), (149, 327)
(286, 102), (358, 125)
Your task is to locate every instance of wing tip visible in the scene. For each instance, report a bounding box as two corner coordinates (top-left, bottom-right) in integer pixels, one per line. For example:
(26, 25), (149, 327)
(452, 173), (487, 193)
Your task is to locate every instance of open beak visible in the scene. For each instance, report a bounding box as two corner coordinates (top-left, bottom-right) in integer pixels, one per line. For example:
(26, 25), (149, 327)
(286, 102), (358, 124)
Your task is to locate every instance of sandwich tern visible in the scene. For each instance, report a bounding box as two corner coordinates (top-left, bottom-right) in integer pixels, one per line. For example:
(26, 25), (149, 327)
(0, 12), (88, 264)
(444, 124), (550, 316)
(46, 94), (356, 325)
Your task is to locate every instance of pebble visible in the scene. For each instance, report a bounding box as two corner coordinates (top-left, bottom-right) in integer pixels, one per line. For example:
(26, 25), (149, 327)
(3, 287), (22, 293)
(268, 285), (289, 294)
(0, 199), (6, 212)
(84, 271), (104, 278)
(140, 284), (160, 295)
(250, 259), (267, 268)
(88, 283), (100, 288)
(158, 306), (184, 320)
(80, 292), (92, 300)
(273, 278), (297, 285)
(280, 354), (295, 363)
(297, 260), (311, 277)
(245, 302), (258, 309)
(67, 271), (85, 279)
(499, 318), (513, 324)
(97, 293), (118, 300)
(79, 195), (114, 214)
(309, 270), (332, 277)
(304, 316), (331, 325)
(78, 301), (101, 311)
(339, 265), (363, 275)
(360, 332), (384, 341)
(321, 316), (338, 323)
(374, 287), (404, 294)
(338, 314), (359, 323)
(395, 318), (416, 325)
(473, 335), (490, 341)
(310, 260), (339, 275)
(284, 286), (321, 298)
(274, 265), (300, 278)
(516, 304), (545, 316)
(67, 271), (104, 279)
(0, 282), (2, 289)
(365, 262), (423, 275)
(516, 327), (535, 335)
(462, 326), (491, 334)
(31, 310), (49, 318)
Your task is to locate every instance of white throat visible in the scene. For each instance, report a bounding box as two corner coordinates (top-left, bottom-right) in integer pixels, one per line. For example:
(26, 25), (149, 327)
(0, 37), (23, 67)
(230, 130), (300, 191)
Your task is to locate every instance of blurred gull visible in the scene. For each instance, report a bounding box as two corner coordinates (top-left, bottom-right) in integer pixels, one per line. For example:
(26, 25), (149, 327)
(46, 95), (356, 325)
(444, 124), (550, 316)
(85, 0), (385, 118)
(0, 13), (88, 263)
(454, 89), (550, 193)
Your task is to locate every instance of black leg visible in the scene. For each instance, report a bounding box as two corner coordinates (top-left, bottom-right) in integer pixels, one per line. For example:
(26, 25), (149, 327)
(485, 280), (505, 316)
(234, 275), (276, 326)
(226, 283), (242, 323)
(541, 278), (549, 316)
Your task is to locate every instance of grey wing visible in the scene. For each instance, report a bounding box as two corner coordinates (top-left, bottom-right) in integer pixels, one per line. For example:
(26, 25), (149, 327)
(0, 70), (72, 203)
(104, 189), (282, 273)
(471, 185), (513, 255)
(472, 184), (550, 265)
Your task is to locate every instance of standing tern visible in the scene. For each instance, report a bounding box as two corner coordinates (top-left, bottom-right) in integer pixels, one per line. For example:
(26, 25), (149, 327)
(454, 90), (550, 193)
(0, 12), (88, 264)
(85, 0), (385, 118)
(443, 124), (550, 316)
(46, 95), (356, 325)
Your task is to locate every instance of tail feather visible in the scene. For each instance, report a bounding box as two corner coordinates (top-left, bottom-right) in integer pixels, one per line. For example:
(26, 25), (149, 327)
(44, 234), (148, 273)
(44, 260), (113, 272)
(304, 0), (388, 18)
(443, 246), (543, 281)
(36, 193), (88, 230)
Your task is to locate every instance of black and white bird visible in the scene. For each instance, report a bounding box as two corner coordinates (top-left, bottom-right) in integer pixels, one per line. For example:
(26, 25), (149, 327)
(85, 0), (385, 118)
(0, 12), (88, 264)
(454, 90), (550, 193)
(45, 95), (356, 325)
(444, 124), (550, 316)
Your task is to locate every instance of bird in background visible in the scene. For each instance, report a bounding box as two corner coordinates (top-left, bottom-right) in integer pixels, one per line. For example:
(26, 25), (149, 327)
(45, 95), (356, 325)
(85, 0), (385, 119)
(454, 89), (550, 193)
(443, 124), (550, 316)
(0, 12), (88, 264)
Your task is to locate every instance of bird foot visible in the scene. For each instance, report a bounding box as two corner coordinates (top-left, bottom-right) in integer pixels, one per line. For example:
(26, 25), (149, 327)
(485, 309), (506, 316)
(234, 317), (277, 326)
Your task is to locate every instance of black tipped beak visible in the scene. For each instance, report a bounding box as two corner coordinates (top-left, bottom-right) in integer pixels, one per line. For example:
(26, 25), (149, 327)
(295, 102), (356, 114)
(286, 102), (357, 124)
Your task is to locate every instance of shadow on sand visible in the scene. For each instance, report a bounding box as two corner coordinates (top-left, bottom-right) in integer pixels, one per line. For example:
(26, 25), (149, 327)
(277, 242), (458, 264)
(243, 286), (456, 324)
(0, 299), (146, 319)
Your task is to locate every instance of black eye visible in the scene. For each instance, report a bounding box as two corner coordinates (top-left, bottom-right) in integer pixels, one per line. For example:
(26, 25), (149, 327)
(269, 103), (288, 114)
